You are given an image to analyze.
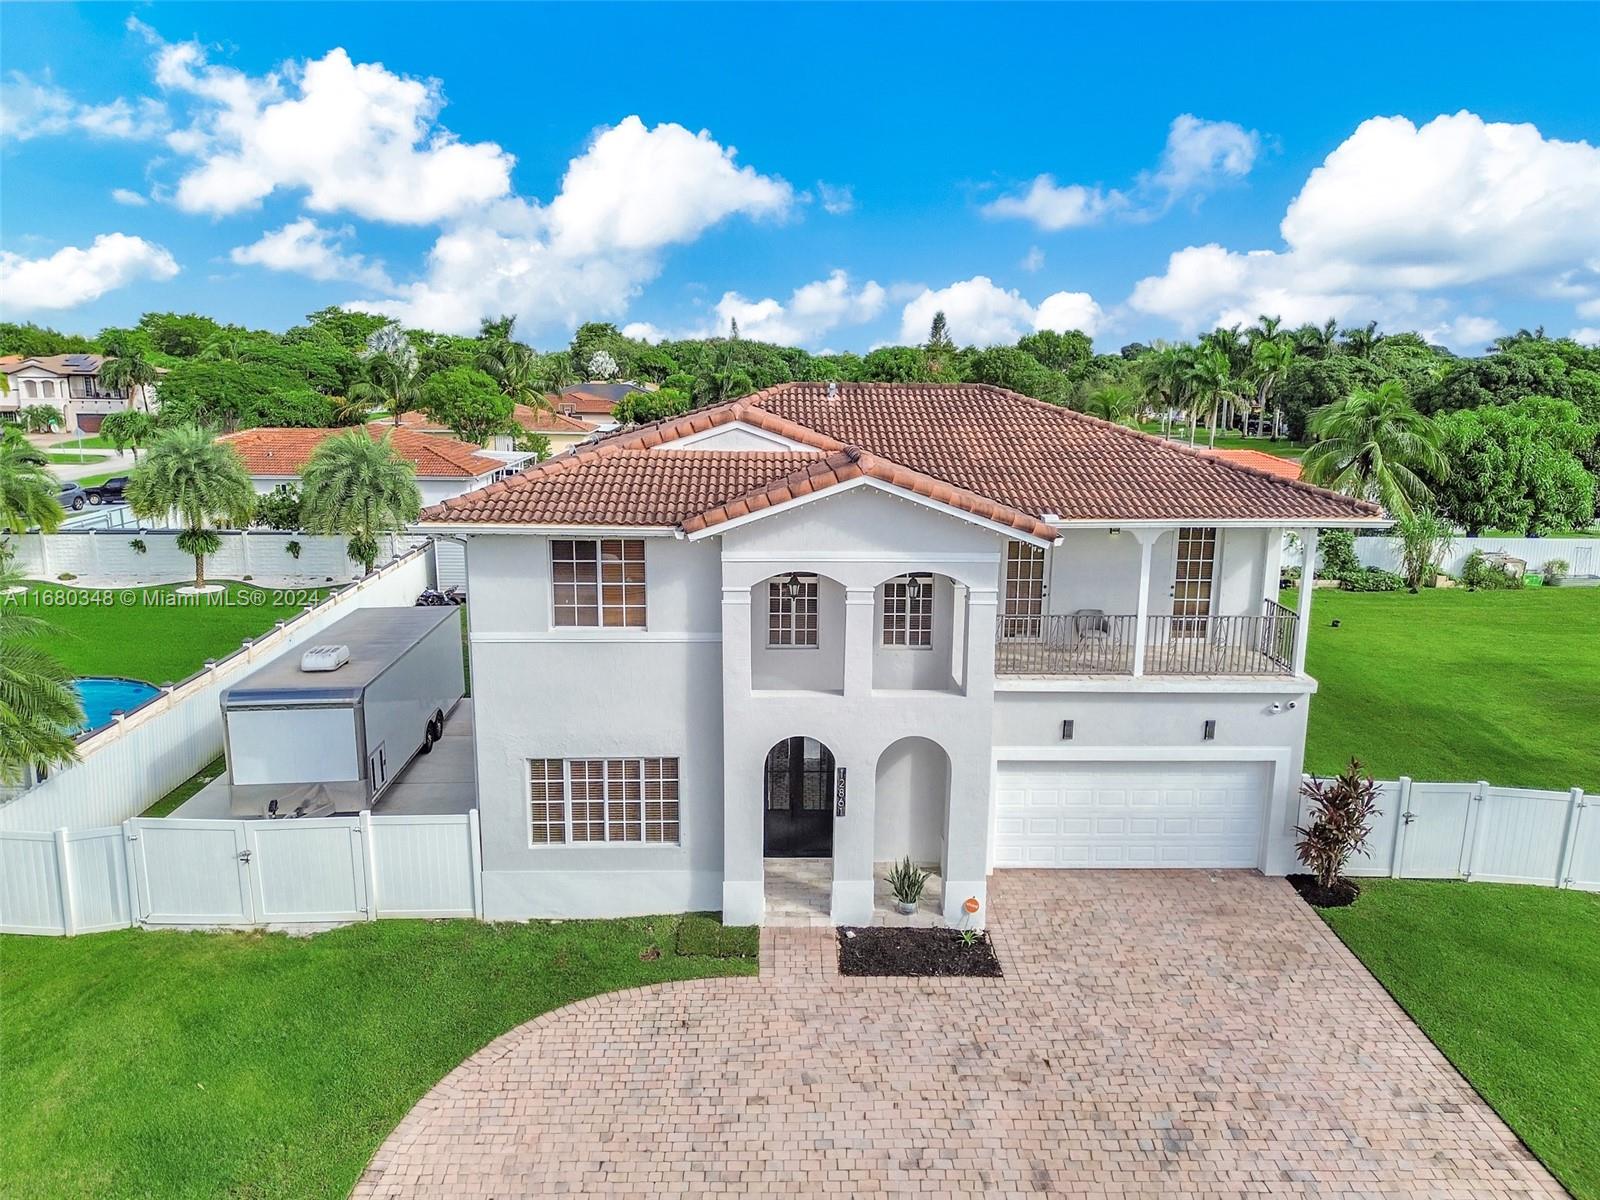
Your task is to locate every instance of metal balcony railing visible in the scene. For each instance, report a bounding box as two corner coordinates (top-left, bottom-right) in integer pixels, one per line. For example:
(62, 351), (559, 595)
(995, 600), (1297, 677)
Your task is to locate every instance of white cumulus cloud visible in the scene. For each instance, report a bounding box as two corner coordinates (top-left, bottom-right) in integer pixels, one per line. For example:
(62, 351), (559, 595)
(981, 176), (1125, 231)
(1570, 327), (1600, 347)
(354, 116), (795, 334)
(1420, 314), (1504, 352)
(137, 23), (514, 224)
(0, 71), (168, 143)
(816, 181), (855, 215)
(636, 270), (885, 347)
(110, 188), (149, 206)
(231, 219), (394, 291)
(1145, 114), (1260, 198)
(0, 233), (178, 312)
(1129, 111), (1600, 334)
(897, 276), (1103, 345)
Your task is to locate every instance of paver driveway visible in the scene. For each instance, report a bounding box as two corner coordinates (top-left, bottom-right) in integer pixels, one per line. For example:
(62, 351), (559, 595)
(357, 872), (1564, 1197)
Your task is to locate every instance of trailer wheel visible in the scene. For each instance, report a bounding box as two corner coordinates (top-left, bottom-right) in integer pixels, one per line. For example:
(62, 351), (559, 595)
(418, 725), (434, 754)
(431, 709), (445, 739)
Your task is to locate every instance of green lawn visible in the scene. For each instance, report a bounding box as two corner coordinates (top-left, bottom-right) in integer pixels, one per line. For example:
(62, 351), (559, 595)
(45, 450), (120, 464)
(58, 468), (120, 487)
(1292, 587), (1600, 792)
(7, 582), (332, 685)
(50, 433), (122, 451)
(1317, 880), (1600, 1200)
(1, 918), (757, 1199)
(1136, 423), (1307, 458)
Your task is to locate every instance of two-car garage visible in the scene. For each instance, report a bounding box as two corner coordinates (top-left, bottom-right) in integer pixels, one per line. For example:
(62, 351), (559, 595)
(992, 761), (1272, 870)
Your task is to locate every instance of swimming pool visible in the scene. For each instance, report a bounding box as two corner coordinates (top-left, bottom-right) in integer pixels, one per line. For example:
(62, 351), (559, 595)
(72, 677), (161, 733)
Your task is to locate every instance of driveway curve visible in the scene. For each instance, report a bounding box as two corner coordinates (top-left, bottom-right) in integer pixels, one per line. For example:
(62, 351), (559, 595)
(356, 872), (1563, 1197)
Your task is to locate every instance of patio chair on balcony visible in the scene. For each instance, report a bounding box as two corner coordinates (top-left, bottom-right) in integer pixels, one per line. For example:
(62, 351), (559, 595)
(1071, 609), (1110, 642)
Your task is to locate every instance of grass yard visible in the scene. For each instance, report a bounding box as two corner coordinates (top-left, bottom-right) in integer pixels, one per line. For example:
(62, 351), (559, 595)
(1135, 423), (1307, 458)
(8, 582), (332, 685)
(1317, 880), (1600, 1200)
(45, 450), (120, 464)
(1290, 587), (1600, 792)
(1, 917), (757, 1199)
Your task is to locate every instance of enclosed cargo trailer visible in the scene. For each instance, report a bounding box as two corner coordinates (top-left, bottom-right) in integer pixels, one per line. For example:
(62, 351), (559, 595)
(220, 605), (464, 818)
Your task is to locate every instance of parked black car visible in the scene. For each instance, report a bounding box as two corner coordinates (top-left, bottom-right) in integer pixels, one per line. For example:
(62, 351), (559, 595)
(84, 476), (130, 505)
(56, 481), (88, 511)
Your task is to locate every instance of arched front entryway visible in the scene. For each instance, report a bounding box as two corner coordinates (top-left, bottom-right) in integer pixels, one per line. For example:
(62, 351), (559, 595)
(763, 736), (835, 857)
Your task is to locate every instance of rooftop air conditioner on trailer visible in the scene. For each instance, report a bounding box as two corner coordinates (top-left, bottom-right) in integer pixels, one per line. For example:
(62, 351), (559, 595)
(299, 645), (351, 673)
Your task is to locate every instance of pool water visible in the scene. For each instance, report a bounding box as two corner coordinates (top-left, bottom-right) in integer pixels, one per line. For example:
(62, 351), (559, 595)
(72, 677), (161, 733)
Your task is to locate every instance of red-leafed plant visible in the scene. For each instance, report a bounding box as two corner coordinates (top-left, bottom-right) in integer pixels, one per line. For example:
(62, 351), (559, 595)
(1296, 760), (1381, 891)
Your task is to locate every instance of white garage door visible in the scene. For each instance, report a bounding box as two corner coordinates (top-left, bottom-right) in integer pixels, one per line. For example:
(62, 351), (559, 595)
(993, 761), (1269, 869)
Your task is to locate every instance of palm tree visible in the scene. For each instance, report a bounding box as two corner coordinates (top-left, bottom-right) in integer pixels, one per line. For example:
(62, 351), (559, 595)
(199, 334), (248, 362)
(299, 430), (423, 574)
(1339, 320), (1382, 359)
(349, 352), (421, 426)
(100, 409), (154, 462)
(0, 427), (64, 568)
(0, 560), (85, 785)
(97, 342), (161, 413)
(1299, 380), (1447, 518)
(1082, 381), (1137, 426)
(478, 336), (552, 415)
(1186, 347), (1236, 447)
(1249, 339), (1296, 440)
(1247, 314), (1283, 347)
(1293, 318), (1339, 359)
(125, 425), (256, 592)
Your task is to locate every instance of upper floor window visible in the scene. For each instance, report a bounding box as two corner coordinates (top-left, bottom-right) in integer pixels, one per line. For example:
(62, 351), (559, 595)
(551, 538), (646, 628)
(38, 380), (55, 398)
(767, 573), (818, 647)
(1002, 542), (1045, 639)
(23, 380), (38, 398)
(882, 574), (933, 648)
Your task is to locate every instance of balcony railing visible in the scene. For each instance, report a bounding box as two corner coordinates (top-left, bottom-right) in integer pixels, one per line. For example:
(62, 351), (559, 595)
(995, 599), (1298, 678)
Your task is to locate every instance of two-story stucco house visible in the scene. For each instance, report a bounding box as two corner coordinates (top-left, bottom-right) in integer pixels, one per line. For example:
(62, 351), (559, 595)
(418, 383), (1382, 927)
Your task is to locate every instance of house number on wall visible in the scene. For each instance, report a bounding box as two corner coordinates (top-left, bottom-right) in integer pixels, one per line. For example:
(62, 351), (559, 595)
(836, 767), (847, 817)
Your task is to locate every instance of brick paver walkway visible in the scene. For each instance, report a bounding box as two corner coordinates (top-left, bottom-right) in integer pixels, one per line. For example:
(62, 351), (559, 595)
(356, 872), (1565, 1197)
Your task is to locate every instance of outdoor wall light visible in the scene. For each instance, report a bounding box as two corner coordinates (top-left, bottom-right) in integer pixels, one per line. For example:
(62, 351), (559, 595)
(783, 572), (804, 601)
(906, 573), (926, 600)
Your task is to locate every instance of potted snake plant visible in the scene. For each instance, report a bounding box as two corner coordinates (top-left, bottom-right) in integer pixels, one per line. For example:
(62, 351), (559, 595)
(886, 856), (930, 916)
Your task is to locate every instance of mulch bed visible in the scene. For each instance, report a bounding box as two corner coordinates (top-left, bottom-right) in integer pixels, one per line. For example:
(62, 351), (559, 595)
(837, 926), (1003, 977)
(1288, 873), (1361, 908)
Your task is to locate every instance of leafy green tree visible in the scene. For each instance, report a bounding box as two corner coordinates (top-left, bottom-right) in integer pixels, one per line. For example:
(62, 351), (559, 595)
(965, 347), (1066, 404)
(1185, 347), (1236, 446)
(252, 482), (304, 531)
(859, 346), (931, 383)
(137, 312), (229, 358)
(100, 410), (154, 460)
(1015, 329), (1092, 375)
(925, 311), (956, 376)
(1292, 318), (1340, 360)
(569, 322), (635, 379)
(1338, 321), (1383, 359)
(1433, 398), (1598, 535)
(1415, 336), (1600, 423)
(1275, 354), (1386, 440)
(97, 335), (162, 412)
(299, 430), (422, 574)
(0, 321), (96, 357)
(693, 356), (754, 405)
(154, 361), (336, 431)
(126, 425), (256, 591)
(19, 405), (61, 433)
(1081, 381), (1137, 425)
(0, 559), (85, 785)
(0, 427), (64, 565)
(351, 351), (422, 426)
(285, 307), (390, 351)
(1300, 380), (1446, 518)
(477, 334), (550, 414)
(421, 367), (514, 445)
(614, 387), (692, 425)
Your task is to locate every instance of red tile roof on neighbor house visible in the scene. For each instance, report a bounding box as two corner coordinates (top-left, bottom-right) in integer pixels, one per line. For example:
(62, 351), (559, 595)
(419, 383), (1379, 530)
(221, 426), (507, 479)
(1200, 447), (1303, 481)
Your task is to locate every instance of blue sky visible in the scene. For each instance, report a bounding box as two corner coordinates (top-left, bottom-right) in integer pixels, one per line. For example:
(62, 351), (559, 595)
(2, 2), (1598, 353)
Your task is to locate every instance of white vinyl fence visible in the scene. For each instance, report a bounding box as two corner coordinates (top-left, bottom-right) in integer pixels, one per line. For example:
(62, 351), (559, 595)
(1, 810), (481, 936)
(1303, 777), (1598, 890)
(1342, 535), (1597, 579)
(0, 546), (435, 834)
(12, 528), (428, 586)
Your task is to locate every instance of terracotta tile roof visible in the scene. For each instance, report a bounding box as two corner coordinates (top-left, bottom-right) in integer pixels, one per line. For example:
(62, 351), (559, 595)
(419, 382), (1377, 530)
(220, 426), (506, 479)
(512, 404), (594, 434)
(558, 389), (624, 416)
(1200, 447), (1303, 480)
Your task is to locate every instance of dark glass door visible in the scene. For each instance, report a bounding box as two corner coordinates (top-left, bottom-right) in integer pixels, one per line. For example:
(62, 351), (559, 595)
(763, 737), (834, 857)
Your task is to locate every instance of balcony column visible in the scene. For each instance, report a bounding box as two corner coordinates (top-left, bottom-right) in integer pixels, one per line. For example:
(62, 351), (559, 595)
(843, 586), (876, 698)
(1130, 529), (1163, 677)
(1292, 527), (1319, 676)
(719, 581), (763, 926)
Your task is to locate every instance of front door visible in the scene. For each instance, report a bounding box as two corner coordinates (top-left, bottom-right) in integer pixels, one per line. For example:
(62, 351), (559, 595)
(763, 737), (834, 857)
(1171, 526), (1217, 637)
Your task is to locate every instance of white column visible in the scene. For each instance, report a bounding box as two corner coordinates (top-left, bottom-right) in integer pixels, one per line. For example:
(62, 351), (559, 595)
(843, 586), (876, 697)
(720, 583), (764, 925)
(1130, 530), (1161, 676)
(1293, 527), (1319, 675)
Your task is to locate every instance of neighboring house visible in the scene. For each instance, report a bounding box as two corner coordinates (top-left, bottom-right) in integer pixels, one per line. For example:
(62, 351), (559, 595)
(0, 354), (157, 433)
(1201, 447), (1303, 481)
(553, 381), (652, 432)
(418, 383), (1382, 927)
(219, 426), (533, 507)
(389, 406), (595, 456)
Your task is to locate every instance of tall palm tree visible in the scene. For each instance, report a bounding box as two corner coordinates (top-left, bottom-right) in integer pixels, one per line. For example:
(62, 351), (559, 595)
(1339, 320), (1382, 359)
(299, 430), (423, 574)
(125, 425), (256, 591)
(0, 560), (85, 785)
(1082, 381), (1137, 426)
(199, 334), (249, 362)
(349, 352), (421, 426)
(1299, 380), (1446, 518)
(1137, 344), (1190, 436)
(0, 427), (64, 568)
(97, 342), (161, 413)
(1186, 347), (1236, 447)
(1247, 314), (1283, 347)
(478, 336), (553, 415)
(1249, 338), (1296, 439)
(1293, 318), (1339, 359)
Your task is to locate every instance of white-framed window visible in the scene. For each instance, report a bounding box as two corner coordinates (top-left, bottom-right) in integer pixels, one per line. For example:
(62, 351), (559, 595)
(767, 574), (819, 647)
(551, 538), (646, 628)
(527, 756), (680, 845)
(1002, 542), (1046, 639)
(882, 574), (934, 648)
(23, 380), (38, 398)
(38, 380), (55, 398)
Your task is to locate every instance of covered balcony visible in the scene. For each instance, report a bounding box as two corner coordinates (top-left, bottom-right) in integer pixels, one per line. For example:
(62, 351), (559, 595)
(993, 526), (1319, 680)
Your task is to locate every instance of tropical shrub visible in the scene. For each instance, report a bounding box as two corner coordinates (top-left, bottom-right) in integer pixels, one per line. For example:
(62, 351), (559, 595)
(20, 405), (61, 432)
(1541, 558), (1570, 585)
(1295, 761), (1381, 891)
(1460, 549), (1522, 590)
(1339, 567), (1404, 592)
(1393, 509), (1457, 590)
(1317, 529), (1360, 579)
